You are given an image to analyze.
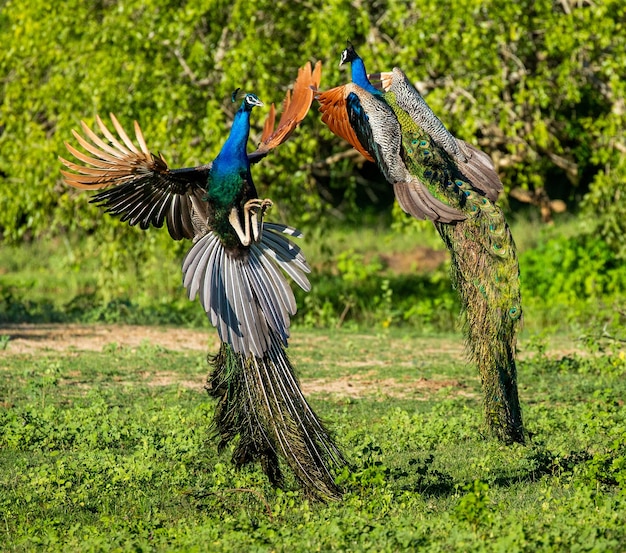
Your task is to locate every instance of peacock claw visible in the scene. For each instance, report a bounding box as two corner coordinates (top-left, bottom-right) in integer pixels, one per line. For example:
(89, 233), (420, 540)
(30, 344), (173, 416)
(229, 198), (273, 246)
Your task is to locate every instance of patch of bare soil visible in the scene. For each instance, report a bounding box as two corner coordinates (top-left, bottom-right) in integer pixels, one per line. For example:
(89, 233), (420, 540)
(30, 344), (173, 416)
(0, 323), (219, 354)
(303, 371), (475, 400)
(379, 247), (448, 274)
(0, 324), (475, 399)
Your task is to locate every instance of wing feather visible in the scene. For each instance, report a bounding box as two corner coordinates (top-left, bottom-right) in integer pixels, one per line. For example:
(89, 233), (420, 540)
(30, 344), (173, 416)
(249, 61), (322, 163)
(372, 69), (503, 202)
(455, 140), (503, 202)
(60, 114), (209, 240)
(109, 113), (141, 154)
(316, 85), (375, 162)
(393, 179), (466, 223)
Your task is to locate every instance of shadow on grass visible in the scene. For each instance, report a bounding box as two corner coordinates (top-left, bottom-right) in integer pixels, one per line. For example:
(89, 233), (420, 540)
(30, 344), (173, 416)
(2, 270), (460, 331)
(361, 446), (595, 500)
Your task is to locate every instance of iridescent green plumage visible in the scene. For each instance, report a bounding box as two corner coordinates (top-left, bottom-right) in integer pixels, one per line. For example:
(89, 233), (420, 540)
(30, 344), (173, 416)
(383, 90), (523, 442)
(208, 338), (345, 499)
(398, 117), (523, 440)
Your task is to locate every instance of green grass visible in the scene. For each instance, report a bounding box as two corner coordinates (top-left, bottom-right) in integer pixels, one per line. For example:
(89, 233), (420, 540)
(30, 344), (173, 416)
(1, 328), (625, 551)
(4, 215), (607, 335)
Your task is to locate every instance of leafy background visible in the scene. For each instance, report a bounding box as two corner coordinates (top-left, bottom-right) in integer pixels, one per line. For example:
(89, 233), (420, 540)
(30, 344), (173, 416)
(1, 0), (625, 329)
(2, 2), (626, 550)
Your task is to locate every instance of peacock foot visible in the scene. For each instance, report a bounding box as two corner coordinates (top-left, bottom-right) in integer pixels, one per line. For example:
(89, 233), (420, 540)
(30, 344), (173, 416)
(228, 198), (273, 246)
(244, 198), (273, 215)
(245, 198), (273, 243)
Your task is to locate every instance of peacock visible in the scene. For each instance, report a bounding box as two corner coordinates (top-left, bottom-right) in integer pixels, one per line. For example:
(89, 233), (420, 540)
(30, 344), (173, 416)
(60, 62), (347, 499)
(317, 44), (525, 444)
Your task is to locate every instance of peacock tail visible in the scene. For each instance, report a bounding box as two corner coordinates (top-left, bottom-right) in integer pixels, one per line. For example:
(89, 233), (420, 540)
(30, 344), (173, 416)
(182, 222), (311, 358)
(435, 214), (523, 443)
(208, 336), (345, 500)
(387, 89), (525, 443)
(183, 220), (346, 497)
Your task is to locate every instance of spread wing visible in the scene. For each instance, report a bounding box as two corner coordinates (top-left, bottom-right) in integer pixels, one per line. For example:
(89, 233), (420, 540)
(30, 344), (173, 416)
(60, 62), (323, 239)
(59, 113), (208, 240)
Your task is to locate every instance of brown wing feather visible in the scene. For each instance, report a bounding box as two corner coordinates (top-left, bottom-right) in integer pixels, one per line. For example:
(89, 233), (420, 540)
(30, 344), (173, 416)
(252, 60), (322, 158)
(59, 114), (170, 191)
(366, 71), (392, 93)
(259, 103), (277, 145)
(393, 179), (466, 223)
(456, 140), (503, 202)
(316, 85), (375, 163)
(59, 114), (209, 240)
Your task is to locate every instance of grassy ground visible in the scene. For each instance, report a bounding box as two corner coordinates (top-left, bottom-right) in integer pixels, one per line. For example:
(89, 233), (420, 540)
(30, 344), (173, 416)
(1, 325), (625, 551)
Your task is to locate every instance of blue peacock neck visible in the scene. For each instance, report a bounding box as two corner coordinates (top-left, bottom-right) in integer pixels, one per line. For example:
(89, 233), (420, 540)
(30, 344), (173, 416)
(350, 57), (380, 96)
(206, 103), (252, 208)
(213, 105), (251, 170)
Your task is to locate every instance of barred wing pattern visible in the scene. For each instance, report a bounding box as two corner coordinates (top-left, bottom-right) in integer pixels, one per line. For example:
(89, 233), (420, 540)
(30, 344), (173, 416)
(59, 113), (209, 240)
(317, 84), (466, 223)
(372, 68), (504, 202)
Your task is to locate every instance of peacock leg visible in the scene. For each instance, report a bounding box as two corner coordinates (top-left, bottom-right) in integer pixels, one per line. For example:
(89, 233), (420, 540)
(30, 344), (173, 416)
(228, 206), (252, 246)
(244, 198), (273, 243)
(250, 199), (273, 241)
(228, 199), (273, 246)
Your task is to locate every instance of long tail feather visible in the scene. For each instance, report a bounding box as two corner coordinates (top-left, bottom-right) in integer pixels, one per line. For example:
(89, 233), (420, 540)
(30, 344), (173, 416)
(189, 222), (347, 497)
(207, 335), (346, 500)
(182, 223), (310, 357)
(435, 205), (525, 444)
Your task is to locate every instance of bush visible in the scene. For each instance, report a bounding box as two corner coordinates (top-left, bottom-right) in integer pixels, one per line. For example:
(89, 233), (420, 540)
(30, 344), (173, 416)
(1, 0), (624, 247)
(520, 229), (626, 329)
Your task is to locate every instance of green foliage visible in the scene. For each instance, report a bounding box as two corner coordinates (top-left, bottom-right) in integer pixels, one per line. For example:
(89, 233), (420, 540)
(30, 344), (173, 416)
(520, 227), (626, 331)
(1, 0), (624, 337)
(0, 224), (458, 331)
(581, 151), (626, 259)
(454, 480), (493, 530)
(1, 329), (626, 550)
(1, 0), (625, 257)
(3, 217), (626, 336)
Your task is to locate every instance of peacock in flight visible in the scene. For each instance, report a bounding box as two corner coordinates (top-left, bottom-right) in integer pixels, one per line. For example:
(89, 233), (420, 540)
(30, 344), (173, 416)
(60, 62), (346, 499)
(317, 44), (525, 444)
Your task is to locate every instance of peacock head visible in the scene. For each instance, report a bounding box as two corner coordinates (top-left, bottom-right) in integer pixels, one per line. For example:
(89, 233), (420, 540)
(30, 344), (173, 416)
(339, 41), (359, 67)
(231, 89), (264, 111)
